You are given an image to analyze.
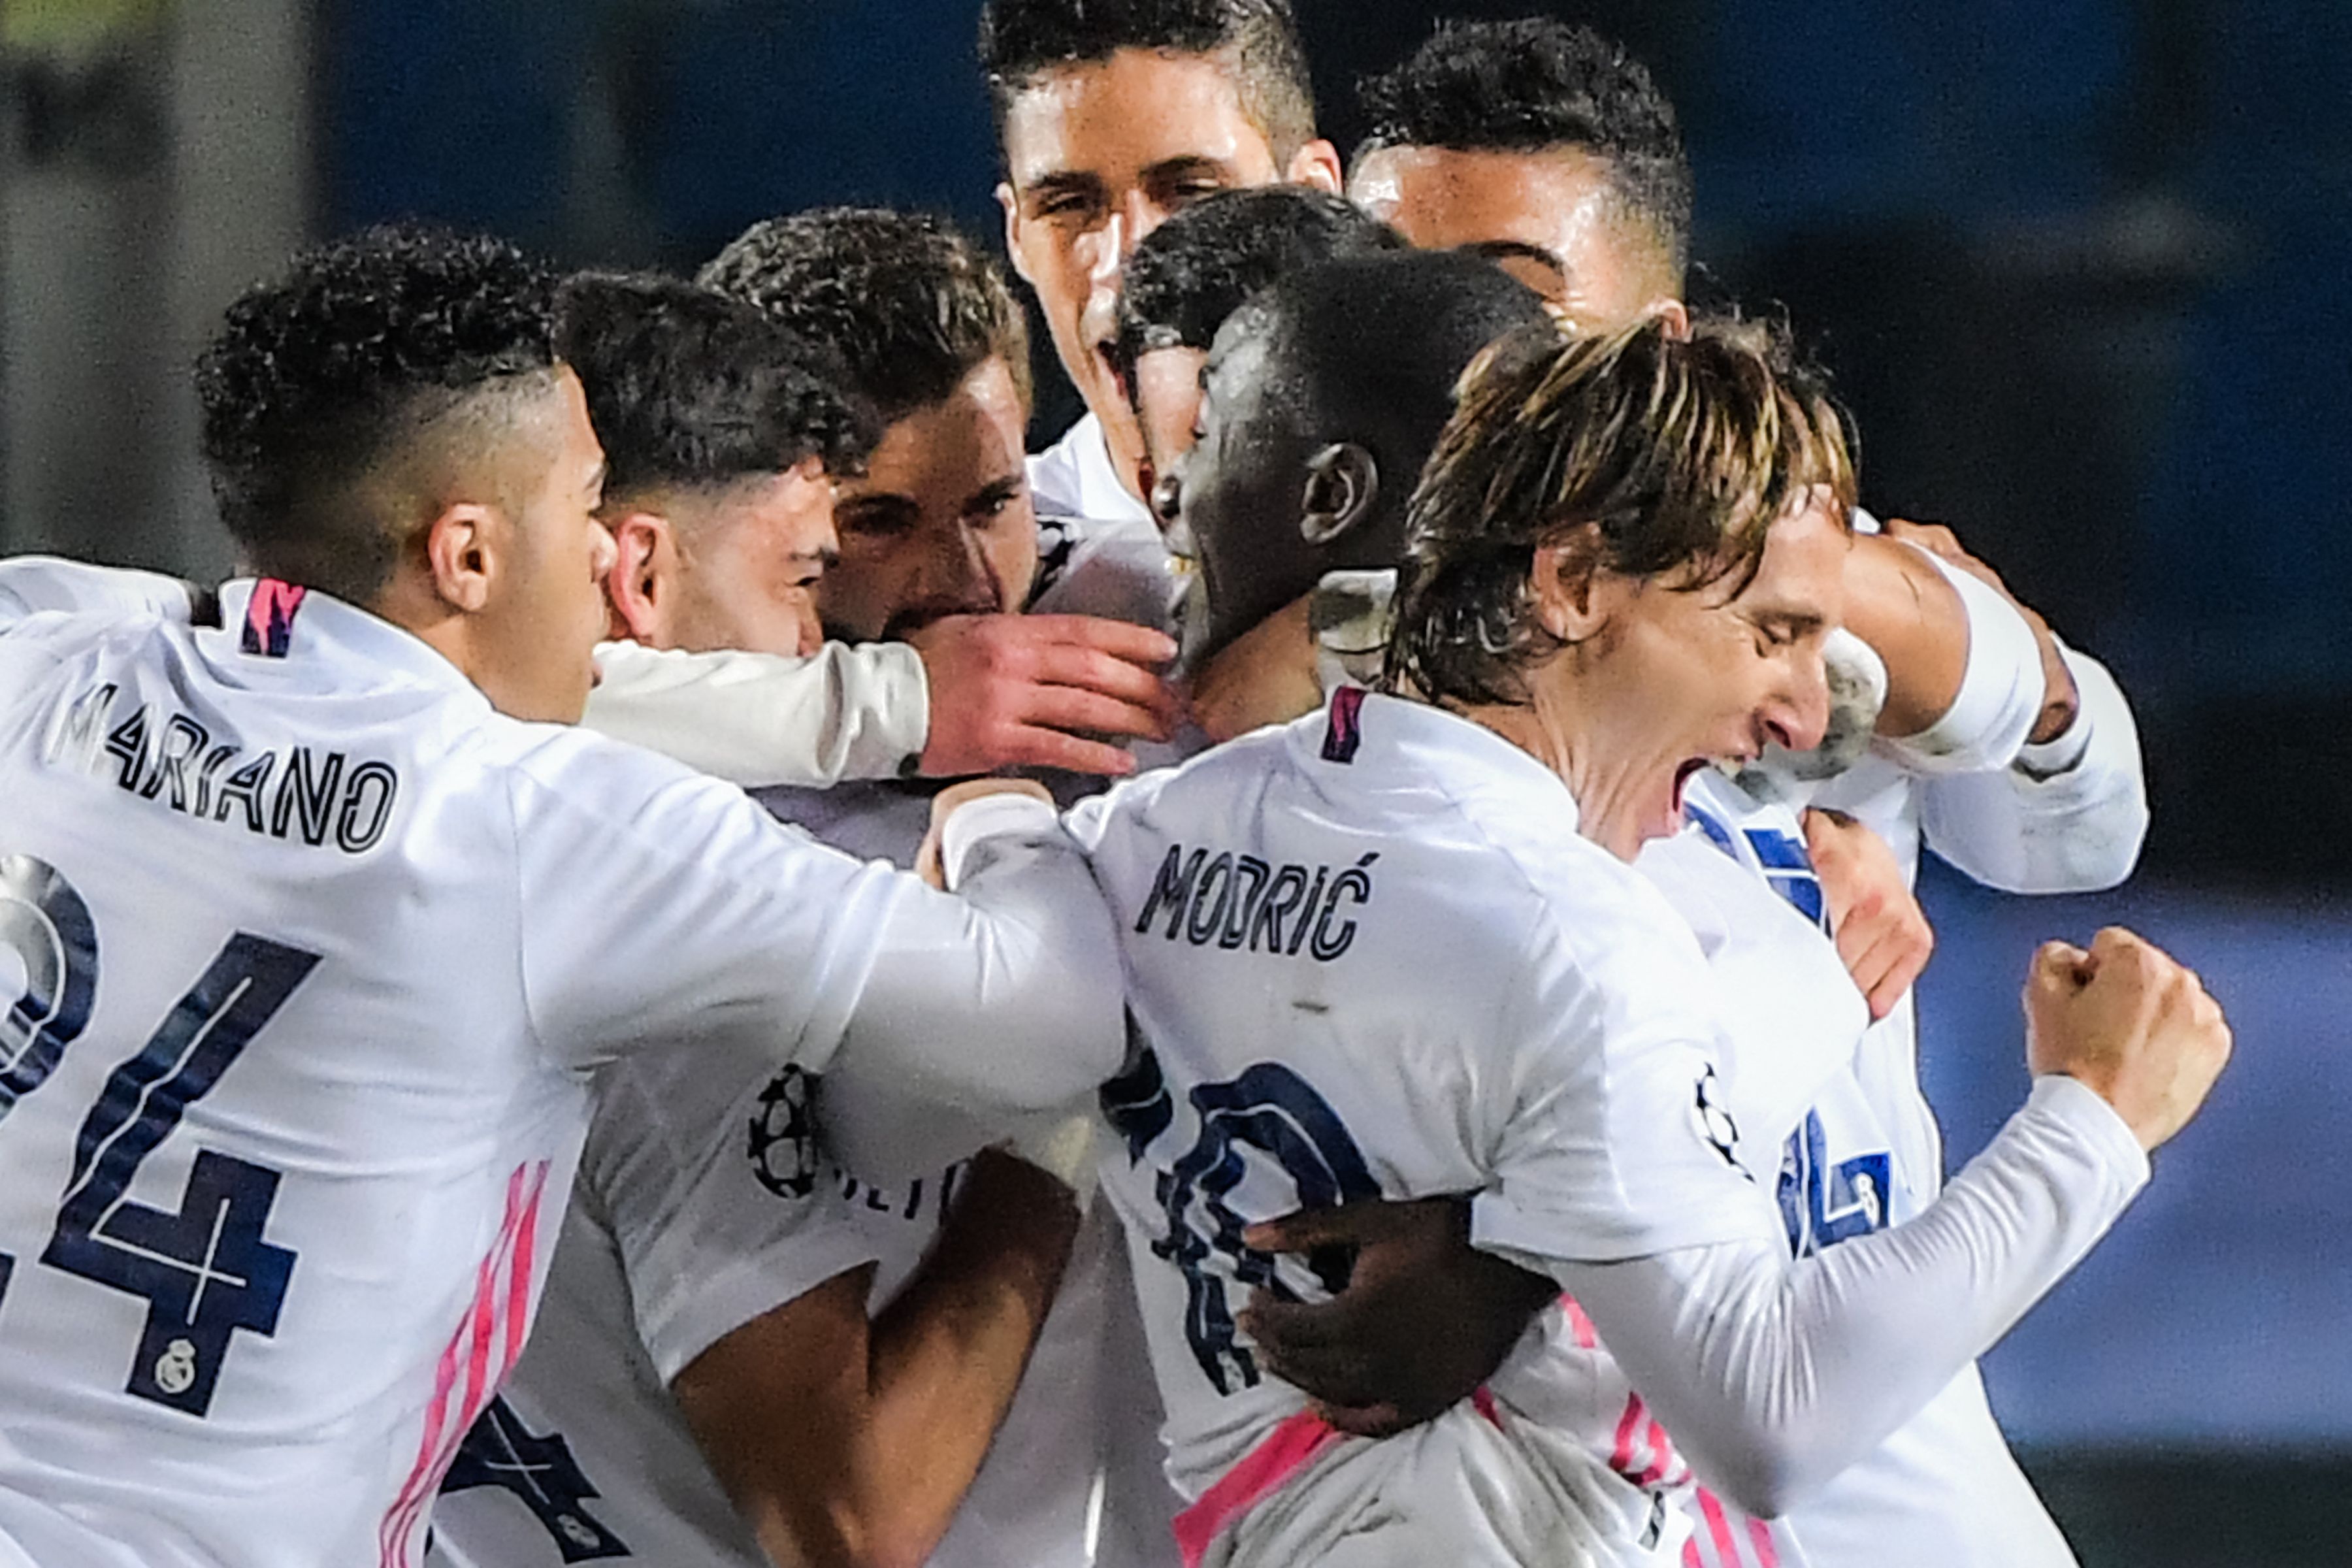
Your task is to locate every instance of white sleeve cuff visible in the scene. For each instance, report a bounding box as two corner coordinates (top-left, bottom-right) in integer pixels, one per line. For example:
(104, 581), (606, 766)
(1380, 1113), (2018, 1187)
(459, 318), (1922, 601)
(585, 638), (929, 787)
(2012, 644), (2099, 779)
(1877, 549), (2045, 776)
(640, 1221), (884, 1386)
(2024, 1071), (2151, 1187)
(939, 793), (1064, 890)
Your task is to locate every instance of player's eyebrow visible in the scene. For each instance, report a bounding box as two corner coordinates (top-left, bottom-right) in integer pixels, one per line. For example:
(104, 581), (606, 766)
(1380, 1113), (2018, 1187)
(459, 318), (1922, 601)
(961, 474), (1026, 516)
(1462, 238), (1569, 286)
(1139, 154), (1238, 188)
(1018, 169), (1105, 207)
(834, 491), (922, 533)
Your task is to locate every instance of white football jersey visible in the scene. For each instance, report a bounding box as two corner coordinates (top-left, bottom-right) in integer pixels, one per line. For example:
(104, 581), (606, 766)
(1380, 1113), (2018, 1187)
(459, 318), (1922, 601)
(1068, 691), (1787, 1563)
(0, 572), (936, 1568)
(1650, 777), (2078, 1568)
(1028, 413), (1155, 540)
(433, 773), (1172, 1568)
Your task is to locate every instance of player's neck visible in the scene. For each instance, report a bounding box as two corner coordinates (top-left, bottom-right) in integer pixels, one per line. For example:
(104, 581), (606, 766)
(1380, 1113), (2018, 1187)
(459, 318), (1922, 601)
(364, 570), (530, 716)
(1190, 595), (1320, 743)
(1446, 691), (1631, 859)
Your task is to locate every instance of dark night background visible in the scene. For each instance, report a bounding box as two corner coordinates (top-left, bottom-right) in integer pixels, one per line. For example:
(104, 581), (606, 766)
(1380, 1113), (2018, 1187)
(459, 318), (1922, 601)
(5, 3), (2348, 1562)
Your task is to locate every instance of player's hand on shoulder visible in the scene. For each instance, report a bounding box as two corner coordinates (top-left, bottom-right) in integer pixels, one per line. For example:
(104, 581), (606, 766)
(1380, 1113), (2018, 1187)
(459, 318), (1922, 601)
(1803, 807), (1934, 1020)
(2023, 926), (2232, 1152)
(907, 612), (1179, 779)
(1235, 1196), (1557, 1439)
(1882, 517), (2080, 743)
(914, 777), (1058, 889)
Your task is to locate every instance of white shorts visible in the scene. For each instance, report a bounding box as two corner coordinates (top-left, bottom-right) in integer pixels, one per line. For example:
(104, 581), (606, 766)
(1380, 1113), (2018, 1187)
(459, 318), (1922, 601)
(1198, 1396), (1683, 1568)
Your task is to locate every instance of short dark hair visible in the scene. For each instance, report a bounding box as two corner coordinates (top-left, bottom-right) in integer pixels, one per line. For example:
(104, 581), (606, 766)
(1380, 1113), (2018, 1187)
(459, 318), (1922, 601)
(557, 271), (877, 506)
(1184, 249), (1550, 660)
(1111, 185), (1402, 385)
(195, 223), (562, 604)
(1358, 18), (1692, 278)
(698, 208), (1030, 425)
(979, 0), (1317, 163)
(1386, 314), (1857, 710)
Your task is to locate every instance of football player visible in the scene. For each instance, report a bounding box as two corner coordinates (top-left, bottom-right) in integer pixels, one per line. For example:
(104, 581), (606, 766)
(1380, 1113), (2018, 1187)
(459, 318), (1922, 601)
(1070, 282), (2226, 1565)
(1263, 24), (2148, 1564)
(423, 269), (1091, 1568)
(980, 0), (1340, 551)
(0, 225), (1124, 1568)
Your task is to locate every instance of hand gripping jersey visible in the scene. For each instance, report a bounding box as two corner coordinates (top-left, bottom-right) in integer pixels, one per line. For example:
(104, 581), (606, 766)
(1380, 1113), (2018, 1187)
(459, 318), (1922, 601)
(431, 775), (1173, 1568)
(0, 565), (1118, 1568)
(1068, 692), (1788, 1567)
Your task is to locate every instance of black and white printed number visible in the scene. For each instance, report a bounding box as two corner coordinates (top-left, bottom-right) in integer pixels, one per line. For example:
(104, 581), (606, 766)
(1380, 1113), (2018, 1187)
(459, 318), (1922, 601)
(0, 851), (318, 1417)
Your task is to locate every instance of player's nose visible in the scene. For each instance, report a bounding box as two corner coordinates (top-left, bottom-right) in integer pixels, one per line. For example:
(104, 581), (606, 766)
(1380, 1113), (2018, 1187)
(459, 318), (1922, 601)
(1765, 650), (1832, 754)
(927, 525), (1003, 614)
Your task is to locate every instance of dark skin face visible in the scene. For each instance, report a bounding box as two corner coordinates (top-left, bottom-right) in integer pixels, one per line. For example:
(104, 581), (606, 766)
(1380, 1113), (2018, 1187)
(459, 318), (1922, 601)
(1160, 314), (1318, 670)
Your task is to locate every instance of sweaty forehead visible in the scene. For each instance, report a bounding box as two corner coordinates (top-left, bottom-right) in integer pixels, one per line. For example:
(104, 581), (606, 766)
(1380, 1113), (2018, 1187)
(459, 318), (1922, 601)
(1733, 495), (1852, 613)
(711, 464), (834, 536)
(1354, 144), (1668, 323)
(843, 359), (1031, 500)
(1002, 50), (1274, 188)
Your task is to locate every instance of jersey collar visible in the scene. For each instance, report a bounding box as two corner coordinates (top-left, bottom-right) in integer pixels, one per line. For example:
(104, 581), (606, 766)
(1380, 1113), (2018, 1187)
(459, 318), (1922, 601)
(1035, 412), (1154, 531)
(1295, 689), (1582, 836)
(215, 578), (485, 702)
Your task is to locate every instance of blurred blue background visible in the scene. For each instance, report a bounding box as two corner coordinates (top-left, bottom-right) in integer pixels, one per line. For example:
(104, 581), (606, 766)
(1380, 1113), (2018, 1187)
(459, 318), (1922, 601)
(3, 3), (2344, 1561)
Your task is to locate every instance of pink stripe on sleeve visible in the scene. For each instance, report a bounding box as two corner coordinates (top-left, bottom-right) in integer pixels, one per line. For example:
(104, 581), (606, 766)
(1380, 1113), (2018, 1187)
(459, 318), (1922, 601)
(376, 1163), (541, 1568)
(1560, 1293), (1601, 1350)
(1695, 1488), (1742, 1565)
(1609, 1393), (1646, 1478)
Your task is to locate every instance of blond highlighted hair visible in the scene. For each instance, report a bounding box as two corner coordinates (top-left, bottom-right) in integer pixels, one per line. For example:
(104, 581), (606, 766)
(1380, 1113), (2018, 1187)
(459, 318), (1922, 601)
(1384, 312), (1856, 709)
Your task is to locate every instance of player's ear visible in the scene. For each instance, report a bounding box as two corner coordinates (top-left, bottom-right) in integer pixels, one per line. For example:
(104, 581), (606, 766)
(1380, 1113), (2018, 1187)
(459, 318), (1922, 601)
(604, 512), (674, 644)
(423, 503), (497, 614)
(1286, 139), (1345, 196)
(1298, 443), (1378, 548)
(1530, 525), (1614, 645)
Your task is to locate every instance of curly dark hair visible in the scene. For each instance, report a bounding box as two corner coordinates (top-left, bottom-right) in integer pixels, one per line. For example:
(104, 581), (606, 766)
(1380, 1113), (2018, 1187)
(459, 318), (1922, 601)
(557, 271), (879, 506)
(1358, 18), (1691, 280)
(195, 223), (563, 604)
(1110, 185), (1402, 385)
(978, 0), (1316, 162)
(1385, 314), (1856, 710)
(698, 208), (1030, 426)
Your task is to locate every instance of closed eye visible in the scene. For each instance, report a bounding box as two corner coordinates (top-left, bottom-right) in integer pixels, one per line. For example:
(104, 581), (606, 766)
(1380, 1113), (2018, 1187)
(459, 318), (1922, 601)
(836, 497), (920, 538)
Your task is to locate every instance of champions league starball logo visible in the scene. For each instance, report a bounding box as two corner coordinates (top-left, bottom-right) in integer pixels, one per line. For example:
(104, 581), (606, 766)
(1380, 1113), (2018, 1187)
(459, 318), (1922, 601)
(747, 1066), (823, 1200)
(1693, 1067), (1744, 1172)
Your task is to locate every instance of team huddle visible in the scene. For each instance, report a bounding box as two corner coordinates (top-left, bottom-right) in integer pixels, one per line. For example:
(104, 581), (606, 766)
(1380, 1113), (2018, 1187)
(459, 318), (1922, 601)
(0, 5), (2230, 1568)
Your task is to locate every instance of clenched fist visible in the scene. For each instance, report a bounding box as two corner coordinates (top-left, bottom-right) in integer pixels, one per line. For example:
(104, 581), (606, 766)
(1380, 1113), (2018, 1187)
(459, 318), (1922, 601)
(2024, 927), (2232, 1152)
